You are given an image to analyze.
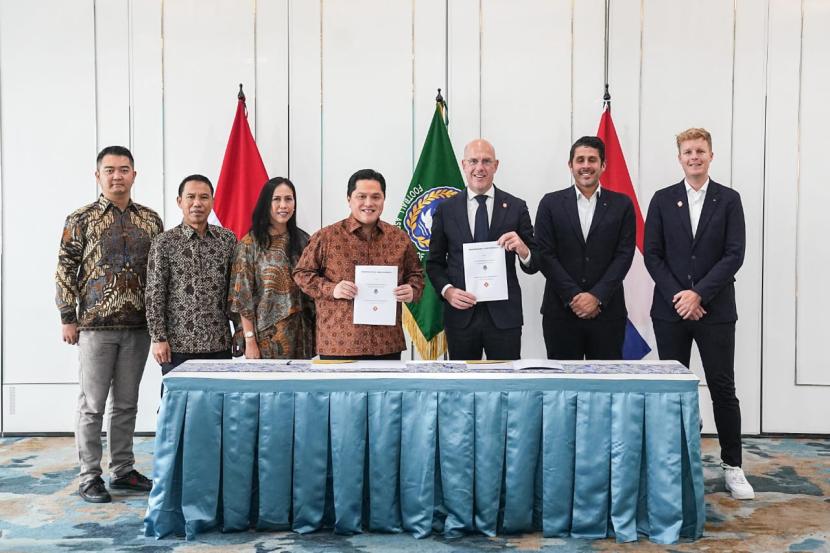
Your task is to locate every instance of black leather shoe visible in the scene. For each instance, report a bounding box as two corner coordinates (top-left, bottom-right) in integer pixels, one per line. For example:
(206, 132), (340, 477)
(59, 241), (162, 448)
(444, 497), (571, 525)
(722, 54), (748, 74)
(110, 469), (153, 492)
(79, 476), (112, 503)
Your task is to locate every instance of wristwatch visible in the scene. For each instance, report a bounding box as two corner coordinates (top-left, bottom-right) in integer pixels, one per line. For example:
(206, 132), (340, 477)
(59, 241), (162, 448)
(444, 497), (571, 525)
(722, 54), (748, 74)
(244, 330), (255, 339)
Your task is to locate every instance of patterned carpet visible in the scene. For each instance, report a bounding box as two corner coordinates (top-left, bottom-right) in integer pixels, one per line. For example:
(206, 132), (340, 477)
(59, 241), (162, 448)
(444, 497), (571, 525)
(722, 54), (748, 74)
(0, 436), (827, 552)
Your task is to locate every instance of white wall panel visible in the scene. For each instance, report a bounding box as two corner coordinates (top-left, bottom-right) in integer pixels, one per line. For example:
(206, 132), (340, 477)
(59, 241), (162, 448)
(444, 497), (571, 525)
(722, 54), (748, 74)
(255, 0), (289, 179)
(730, 0), (768, 433)
(135, 359), (162, 432)
(320, 0), (412, 226)
(1, 371), (160, 433)
(447, 0), (481, 148)
(288, 0), (323, 234)
(763, 0), (830, 432)
(162, 0), (256, 227)
(95, 0), (131, 148)
(607, 0), (643, 194)
(795, 0), (830, 386)
(3, 385), (79, 433)
(413, 0), (448, 164)
(129, 0), (165, 212)
(572, 0), (607, 139)
(479, 0), (572, 359)
(0, 0), (97, 384)
(639, 0), (735, 194)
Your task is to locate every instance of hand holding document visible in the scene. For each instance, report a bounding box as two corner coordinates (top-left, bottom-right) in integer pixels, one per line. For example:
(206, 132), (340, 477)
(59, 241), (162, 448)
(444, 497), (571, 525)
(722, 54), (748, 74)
(463, 241), (508, 302)
(353, 265), (398, 325)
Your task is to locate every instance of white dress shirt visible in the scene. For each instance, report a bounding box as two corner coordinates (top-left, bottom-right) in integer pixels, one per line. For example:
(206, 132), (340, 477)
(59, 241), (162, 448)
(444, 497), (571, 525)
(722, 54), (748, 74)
(575, 185), (601, 241)
(440, 185), (530, 297)
(467, 185), (495, 238)
(685, 179), (709, 237)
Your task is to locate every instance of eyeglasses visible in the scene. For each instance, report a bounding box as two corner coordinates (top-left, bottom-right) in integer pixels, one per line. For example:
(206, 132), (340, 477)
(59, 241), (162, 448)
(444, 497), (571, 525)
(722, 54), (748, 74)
(465, 158), (495, 167)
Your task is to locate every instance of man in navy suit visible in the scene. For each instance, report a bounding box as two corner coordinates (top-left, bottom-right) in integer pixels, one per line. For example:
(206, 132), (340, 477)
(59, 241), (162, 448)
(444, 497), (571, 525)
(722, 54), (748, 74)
(644, 127), (754, 500)
(533, 136), (635, 359)
(426, 139), (535, 360)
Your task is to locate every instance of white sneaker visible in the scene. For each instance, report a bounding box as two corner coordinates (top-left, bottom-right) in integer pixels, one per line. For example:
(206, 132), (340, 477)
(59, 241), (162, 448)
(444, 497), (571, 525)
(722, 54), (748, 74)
(722, 463), (755, 500)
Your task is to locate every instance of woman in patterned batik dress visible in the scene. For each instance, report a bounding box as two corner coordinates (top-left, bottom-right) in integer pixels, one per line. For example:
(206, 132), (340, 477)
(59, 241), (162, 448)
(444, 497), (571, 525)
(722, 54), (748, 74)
(229, 177), (315, 358)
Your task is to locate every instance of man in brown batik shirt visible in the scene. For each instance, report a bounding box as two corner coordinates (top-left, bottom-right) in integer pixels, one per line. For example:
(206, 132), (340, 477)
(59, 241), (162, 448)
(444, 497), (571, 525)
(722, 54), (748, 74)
(293, 168), (424, 359)
(56, 146), (163, 503)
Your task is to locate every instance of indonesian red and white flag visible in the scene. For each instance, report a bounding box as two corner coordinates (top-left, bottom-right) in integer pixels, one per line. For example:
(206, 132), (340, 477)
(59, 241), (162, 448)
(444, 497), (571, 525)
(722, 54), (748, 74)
(213, 91), (269, 239)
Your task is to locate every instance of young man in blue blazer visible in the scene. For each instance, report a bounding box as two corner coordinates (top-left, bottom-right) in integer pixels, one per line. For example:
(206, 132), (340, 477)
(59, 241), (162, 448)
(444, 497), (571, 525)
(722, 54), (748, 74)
(644, 128), (754, 500)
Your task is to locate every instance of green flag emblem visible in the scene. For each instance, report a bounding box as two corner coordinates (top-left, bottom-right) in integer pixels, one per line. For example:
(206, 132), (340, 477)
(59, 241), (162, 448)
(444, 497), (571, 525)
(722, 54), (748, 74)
(395, 102), (465, 359)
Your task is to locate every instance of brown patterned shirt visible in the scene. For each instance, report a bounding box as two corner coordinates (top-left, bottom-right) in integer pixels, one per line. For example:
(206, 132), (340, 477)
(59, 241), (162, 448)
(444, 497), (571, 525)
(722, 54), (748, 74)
(228, 231), (316, 359)
(146, 222), (237, 353)
(293, 216), (424, 356)
(55, 195), (163, 329)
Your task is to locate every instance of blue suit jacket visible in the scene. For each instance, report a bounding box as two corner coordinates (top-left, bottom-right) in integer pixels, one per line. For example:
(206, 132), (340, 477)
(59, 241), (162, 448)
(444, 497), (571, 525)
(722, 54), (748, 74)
(426, 186), (535, 330)
(643, 180), (745, 323)
(533, 186), (635, 320)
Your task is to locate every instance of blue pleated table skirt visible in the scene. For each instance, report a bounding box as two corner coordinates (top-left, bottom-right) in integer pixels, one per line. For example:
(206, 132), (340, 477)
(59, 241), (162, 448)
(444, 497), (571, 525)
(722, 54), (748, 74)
(144, 365), (704, 544)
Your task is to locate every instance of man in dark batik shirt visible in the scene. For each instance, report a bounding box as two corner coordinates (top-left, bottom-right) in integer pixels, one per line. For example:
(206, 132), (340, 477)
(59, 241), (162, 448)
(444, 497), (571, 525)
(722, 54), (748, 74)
(146, 174), (237, 376)
(56, 146), (163, 503)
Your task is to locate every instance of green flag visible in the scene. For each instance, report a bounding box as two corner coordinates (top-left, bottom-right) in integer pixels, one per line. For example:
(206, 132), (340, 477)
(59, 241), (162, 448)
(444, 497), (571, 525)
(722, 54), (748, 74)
(395, 101), (464, 359)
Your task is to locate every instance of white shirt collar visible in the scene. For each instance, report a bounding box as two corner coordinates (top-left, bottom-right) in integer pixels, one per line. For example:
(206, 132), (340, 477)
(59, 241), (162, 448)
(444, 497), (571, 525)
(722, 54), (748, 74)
(575, 184), (602, 201)
(468, 185), (495, 202)
(684, 179), (709, 195)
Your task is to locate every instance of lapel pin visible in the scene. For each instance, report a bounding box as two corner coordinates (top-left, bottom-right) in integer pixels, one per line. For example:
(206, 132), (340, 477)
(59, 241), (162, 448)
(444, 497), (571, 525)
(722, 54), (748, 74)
(677, 200), (684, 207)
(713, 198), (717, 202)
(502, 202), (508, 208)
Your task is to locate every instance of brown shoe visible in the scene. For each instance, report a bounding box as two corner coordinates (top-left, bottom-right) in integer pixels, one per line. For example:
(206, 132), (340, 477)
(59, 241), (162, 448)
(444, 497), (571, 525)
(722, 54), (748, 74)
(79, 476), (112, 503)
(110, 470), (153, 492)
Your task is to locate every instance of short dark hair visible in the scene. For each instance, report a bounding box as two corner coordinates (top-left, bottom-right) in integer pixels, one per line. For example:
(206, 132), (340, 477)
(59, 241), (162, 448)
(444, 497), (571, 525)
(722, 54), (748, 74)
(347, 169), (386, 197)
(177, 174), (214, 197)
(97, 146), (134, 168)
(569, 136), (606, 164)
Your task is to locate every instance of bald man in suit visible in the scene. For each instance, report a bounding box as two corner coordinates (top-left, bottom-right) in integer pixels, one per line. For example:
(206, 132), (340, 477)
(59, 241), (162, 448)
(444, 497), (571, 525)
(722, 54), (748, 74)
(427, 139), (535, 360)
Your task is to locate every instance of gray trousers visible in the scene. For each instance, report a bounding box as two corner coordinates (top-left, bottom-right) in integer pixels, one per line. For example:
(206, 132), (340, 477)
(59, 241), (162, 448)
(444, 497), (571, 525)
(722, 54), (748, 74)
(76, 329), (150, 484)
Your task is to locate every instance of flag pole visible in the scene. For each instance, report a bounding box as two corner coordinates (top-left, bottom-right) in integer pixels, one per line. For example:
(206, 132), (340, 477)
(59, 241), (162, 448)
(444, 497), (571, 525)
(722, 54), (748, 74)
(238, 83), (248, 117)
(603, 83), (611, 111)
(436, 87), (450, 361)
(436, 87), (449, 361)
(436, 88), (448, 125)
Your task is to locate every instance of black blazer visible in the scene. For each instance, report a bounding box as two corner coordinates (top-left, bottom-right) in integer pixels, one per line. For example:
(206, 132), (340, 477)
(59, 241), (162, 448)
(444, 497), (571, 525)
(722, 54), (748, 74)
(643, 180), (745, 323)
(426, 186), (535, 330)
(532, 187), (635, 320)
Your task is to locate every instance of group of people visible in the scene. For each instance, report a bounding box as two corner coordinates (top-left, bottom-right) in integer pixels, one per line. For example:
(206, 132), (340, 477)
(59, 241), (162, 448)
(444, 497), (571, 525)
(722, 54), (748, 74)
(56, 127), (753, 505)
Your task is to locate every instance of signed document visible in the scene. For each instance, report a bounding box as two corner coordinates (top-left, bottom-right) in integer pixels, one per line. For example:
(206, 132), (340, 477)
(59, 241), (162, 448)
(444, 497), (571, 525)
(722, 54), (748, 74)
(353, 265), (398, 326)
(463, 241), (508, 302)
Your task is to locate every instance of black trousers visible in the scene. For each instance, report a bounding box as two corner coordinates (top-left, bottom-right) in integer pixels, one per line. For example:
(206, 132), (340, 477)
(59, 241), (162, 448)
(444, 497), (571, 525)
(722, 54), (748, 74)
(318, 352), (402, 361)
(653, 319), (742, 467)
(542, 316), (626, 360)
(445, 304), (522, 361)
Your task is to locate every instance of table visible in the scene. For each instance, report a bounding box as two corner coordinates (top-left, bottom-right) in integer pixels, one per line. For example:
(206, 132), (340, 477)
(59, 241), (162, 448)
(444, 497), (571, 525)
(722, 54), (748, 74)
(144, 360), (704, 544)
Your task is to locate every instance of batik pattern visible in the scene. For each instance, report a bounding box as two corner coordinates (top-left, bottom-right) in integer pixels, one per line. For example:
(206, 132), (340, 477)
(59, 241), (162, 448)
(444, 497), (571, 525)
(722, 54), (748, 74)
(55, 195), (163, 329)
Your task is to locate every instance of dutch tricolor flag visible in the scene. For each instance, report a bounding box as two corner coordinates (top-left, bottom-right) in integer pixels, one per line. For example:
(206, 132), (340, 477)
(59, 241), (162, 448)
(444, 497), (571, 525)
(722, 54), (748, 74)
(597, 106), (654, 359)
